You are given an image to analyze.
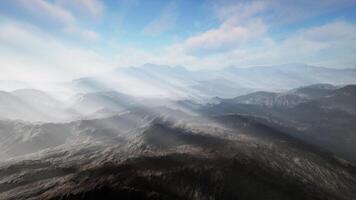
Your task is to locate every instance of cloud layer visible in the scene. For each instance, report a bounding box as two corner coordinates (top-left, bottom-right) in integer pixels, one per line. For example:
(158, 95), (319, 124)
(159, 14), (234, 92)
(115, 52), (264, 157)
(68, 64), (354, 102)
(0, 0), (355, 81)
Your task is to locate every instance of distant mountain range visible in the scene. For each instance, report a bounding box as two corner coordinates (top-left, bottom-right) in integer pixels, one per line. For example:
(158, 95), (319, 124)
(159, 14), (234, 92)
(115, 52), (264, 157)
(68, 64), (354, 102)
(71, 63), (356, 98)
(202, 84), (356, 163)
(1, 83), (355, 162)
(1, 64), (356, 200)
(1, 63), (355, 100)
(1, 100), (356, 200)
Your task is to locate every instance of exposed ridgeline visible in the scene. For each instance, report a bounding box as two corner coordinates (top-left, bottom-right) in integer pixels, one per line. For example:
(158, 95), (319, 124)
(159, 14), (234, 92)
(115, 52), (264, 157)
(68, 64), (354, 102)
(1, 63), (356, 122)
(0, 111), (355, 200)
(203, 84), (356, 163)
(0, 83), (356, 200)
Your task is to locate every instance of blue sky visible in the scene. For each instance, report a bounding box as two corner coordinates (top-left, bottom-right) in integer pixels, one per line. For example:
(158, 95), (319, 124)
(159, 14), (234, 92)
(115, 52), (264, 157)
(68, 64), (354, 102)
(0, 0), (356, 81)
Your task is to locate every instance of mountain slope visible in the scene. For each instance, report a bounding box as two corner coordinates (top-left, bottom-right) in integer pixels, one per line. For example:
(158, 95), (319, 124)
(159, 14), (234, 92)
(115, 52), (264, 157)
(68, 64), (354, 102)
(202, 84), (356, 163)
(71, 91), (136, 115)
(0, 89), (75, 122)
(0, 114), (355, 200)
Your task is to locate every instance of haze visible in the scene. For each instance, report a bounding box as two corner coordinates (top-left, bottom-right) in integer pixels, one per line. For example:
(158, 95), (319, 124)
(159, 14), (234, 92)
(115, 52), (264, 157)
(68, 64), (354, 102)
(0, 0), (355, 82)
(1, 1), (356, 200)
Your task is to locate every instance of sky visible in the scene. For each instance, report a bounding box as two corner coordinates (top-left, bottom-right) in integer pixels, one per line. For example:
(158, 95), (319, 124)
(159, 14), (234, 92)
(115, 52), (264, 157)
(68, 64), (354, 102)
(0, 0), (356, 81)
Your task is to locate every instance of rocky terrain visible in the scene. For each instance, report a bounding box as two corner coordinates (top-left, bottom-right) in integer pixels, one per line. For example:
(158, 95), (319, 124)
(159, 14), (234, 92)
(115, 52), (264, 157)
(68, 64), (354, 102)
(0, 83), (356, 200)
(203, 84), (356, 163)
(1, 108), (356, 200)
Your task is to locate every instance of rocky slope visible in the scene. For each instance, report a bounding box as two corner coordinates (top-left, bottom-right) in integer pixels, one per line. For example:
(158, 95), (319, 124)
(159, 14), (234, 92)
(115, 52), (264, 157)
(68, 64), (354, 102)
(202, 85), (356, 163)
(0, 113), (356, 200)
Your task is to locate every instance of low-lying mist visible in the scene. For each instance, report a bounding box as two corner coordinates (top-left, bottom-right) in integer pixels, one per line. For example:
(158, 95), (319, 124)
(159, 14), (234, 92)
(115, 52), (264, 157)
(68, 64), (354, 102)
(1, 63), (356, 200)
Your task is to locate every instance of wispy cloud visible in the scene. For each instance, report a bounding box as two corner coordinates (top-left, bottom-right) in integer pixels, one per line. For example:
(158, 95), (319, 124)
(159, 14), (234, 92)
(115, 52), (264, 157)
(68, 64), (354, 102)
(183, 21), (356, 69)
(214, 1), (266, 25)
(0, 0), (101, 40)
(0, 0), (355, 82)
(0, 20), (113, 81)
(178, 19), (267, 55)
(55, 0), (105, 19)
(148, 0), (356, 68)
(211, 0), (356, 25)
(122, 20), (356, 70)
(81, 29), (100, 40)
(5, 0), (75, 27)
(142, 1), (178, 35)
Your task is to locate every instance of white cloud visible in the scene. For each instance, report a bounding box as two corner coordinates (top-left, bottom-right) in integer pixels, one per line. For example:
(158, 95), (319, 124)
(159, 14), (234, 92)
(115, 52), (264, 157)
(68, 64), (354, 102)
(299, 21), (356, 42)
(158, 1), (268, 56)
(180, 19), (267, 55)
(195, 21), (356, 69)
(14, 0), (75, 27)
(0, 0), (355, 83)
(55, 0), (105, 19)
(0, 20), (113, 81)
(274, 21), (356, 67)
(214, 1), (266, 25)
(149, 0), (356, 68)
(211, 0), (356, 26)
(0, 19), (354, 84)
(121, 20), (356, 70)
(0, 0), (102, 40)
(142, 1), (177, 35)
(266, 21), (356, 62)
(81, 29), (100, 40)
